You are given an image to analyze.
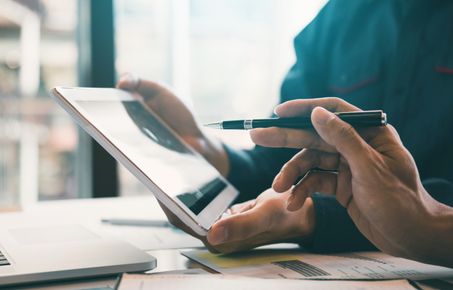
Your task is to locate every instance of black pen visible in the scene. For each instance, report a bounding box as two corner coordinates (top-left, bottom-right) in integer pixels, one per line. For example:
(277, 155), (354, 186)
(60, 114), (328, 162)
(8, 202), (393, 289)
(205, 110), (387, 130)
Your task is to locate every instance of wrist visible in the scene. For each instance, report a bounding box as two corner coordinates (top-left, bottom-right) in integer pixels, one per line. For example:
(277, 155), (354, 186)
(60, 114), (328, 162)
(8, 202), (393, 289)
(420, 196), (453, 266)
(400, 187), (453, 266)
(292, 197), (316, 244)
(198, 134), (230, 176)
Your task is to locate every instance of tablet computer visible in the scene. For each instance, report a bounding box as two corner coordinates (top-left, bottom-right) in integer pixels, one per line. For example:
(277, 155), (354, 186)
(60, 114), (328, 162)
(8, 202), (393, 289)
(51, 86), (238, 236)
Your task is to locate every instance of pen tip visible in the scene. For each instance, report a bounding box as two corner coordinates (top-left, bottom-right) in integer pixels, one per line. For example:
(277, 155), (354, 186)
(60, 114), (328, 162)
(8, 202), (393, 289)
(204, 122), (222, 129)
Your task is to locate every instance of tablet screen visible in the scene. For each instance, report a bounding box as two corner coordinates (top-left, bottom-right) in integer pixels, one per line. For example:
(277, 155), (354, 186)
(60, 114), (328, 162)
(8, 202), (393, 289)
(77, 100), (227, 215)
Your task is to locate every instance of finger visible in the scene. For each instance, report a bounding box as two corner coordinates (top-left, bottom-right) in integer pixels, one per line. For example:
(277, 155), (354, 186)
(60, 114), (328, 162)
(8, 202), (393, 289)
(311, 107), (373, 172)
(274, 97), (360, 118)
(287, 171), (337, 211)
(117, 73), (139, 89)
(249, 127), (335, 151)
(273, 149), (340, 193)
(117, 73), (171, 102)
(335, 157), (353, 207)
(229, 199), (256, 214)
(386, 124), (404, 145)
(207, 206), (273, 245)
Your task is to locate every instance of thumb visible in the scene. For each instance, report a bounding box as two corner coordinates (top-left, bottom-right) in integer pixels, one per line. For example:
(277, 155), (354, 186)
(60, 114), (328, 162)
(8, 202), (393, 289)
(311, 107), (371, 169)
(207, 207), (270, 245)
(117, 73), (139, 90)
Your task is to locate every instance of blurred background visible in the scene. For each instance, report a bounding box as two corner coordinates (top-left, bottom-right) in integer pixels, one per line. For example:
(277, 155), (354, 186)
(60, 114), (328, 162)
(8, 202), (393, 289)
(0, 0), (326, 208)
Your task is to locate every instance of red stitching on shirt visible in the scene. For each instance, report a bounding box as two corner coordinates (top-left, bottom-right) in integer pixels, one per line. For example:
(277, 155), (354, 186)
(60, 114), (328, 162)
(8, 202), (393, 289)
(329, 75), (378, 94)
(435, 66), (453, 74)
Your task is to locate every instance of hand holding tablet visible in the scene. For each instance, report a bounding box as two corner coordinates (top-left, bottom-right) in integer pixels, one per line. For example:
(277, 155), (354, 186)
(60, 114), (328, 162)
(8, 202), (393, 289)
(52, 87), (238, 237)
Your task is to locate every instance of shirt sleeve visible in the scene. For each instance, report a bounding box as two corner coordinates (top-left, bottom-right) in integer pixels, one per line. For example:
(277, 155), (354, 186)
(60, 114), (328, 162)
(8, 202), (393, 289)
(306, 194), (376, 252)
(224, 144), (299, 203)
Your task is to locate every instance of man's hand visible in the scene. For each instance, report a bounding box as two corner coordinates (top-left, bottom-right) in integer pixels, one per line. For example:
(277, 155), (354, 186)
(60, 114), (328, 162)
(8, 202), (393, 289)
(117, 74), (229, 175)
(206, 189), (316, 254)
(250, 98), (452, 266)
(157, 188), (316, 254)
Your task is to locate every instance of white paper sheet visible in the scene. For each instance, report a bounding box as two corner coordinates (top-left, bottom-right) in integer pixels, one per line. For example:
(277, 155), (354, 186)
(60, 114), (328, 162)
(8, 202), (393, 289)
(182, 249), (453, 280)
(116, 274), (416, 290)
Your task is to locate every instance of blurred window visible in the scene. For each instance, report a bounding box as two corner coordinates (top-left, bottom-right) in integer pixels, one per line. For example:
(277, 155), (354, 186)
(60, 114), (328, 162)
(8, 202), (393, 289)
(115, 0), (327, 196)
(0, 0), (78, 208)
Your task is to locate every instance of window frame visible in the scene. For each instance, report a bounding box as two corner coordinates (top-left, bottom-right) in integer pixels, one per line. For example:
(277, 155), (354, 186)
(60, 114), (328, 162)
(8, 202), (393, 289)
(77, 0), (118, 198)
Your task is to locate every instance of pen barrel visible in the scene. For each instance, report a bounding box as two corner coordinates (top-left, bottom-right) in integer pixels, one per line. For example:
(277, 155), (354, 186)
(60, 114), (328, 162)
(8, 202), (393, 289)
(221, 120), (247, 129)
(219, 110), (386, 130)
(338, 110), (386, 126)
(252, 117), (312, 129)
(253, 111), (386, 129)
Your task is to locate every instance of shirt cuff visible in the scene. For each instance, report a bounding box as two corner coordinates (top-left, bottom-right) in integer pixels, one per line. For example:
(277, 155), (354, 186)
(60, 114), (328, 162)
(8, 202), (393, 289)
(305, 193), (376, 253)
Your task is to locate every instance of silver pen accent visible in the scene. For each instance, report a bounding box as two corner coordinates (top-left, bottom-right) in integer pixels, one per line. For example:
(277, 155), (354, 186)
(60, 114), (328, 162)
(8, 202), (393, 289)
(381, 113), (387, 125)
(204, 122), (223, 129)
(243, 119), (253, 130)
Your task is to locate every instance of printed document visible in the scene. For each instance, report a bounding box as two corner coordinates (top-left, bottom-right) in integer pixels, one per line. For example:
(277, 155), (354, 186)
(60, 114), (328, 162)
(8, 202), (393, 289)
(115, 274), (416, 290)
(182, 249), (453, 280)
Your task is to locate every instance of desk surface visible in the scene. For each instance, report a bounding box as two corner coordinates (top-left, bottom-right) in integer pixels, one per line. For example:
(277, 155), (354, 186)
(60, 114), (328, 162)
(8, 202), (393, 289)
(1, 196), (208, 290)
(11, 249), (208, 290)
(1, 196), (449, 290)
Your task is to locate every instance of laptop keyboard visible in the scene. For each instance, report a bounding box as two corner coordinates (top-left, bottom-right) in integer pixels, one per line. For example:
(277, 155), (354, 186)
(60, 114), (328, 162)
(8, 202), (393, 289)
(0, 250), (10, 266)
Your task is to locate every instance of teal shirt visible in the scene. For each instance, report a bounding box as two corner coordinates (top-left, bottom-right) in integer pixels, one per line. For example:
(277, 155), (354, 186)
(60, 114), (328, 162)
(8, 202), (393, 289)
(226, 0), (453, 252)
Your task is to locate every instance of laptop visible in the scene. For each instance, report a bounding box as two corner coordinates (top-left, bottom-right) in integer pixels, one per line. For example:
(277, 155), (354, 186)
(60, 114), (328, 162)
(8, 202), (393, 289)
(0, 217), (156, 287)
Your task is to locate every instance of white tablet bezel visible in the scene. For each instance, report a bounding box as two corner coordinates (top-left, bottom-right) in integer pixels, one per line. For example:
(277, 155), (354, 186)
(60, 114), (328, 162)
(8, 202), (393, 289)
(51, 86), (239, 236)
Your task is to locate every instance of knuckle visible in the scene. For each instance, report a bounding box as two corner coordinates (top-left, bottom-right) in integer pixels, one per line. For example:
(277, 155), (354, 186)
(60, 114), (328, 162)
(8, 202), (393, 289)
(284, 130), (299, 148)
(329, 96), (343, 105)
(336, 123), (356, 139)
(280, 162), (293, 174)
(325, 97), (343, 111)
(308, 150), (322, 166)
(305, 135), (320, 149)
(275, 130), (287, 147)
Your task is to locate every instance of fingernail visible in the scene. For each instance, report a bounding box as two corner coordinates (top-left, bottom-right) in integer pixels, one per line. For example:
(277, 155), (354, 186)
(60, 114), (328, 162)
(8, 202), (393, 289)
(312, 107), (335, 125)
(273, 105), (281, 116)
(208, 226), (228, 245)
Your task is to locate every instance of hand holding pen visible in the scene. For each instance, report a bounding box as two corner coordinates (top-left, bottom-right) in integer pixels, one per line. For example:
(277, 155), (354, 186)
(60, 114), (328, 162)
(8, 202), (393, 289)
(205, 110), (387, 130)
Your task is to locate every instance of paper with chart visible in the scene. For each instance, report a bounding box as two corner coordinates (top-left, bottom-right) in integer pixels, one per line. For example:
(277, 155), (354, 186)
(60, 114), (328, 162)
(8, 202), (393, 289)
(182, 249), (453, 280)
(116, 274), (416, 290)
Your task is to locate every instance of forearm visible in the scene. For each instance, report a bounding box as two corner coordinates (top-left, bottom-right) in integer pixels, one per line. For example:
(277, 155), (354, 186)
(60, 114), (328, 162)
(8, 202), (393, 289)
(405, 199), (453, 268)
(431, 203), (453, 267)
(378, 178), (453, 268)
(224, 144), (298, 202)
(199, 134), (230, 177)
(397, 179), (453, 267)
